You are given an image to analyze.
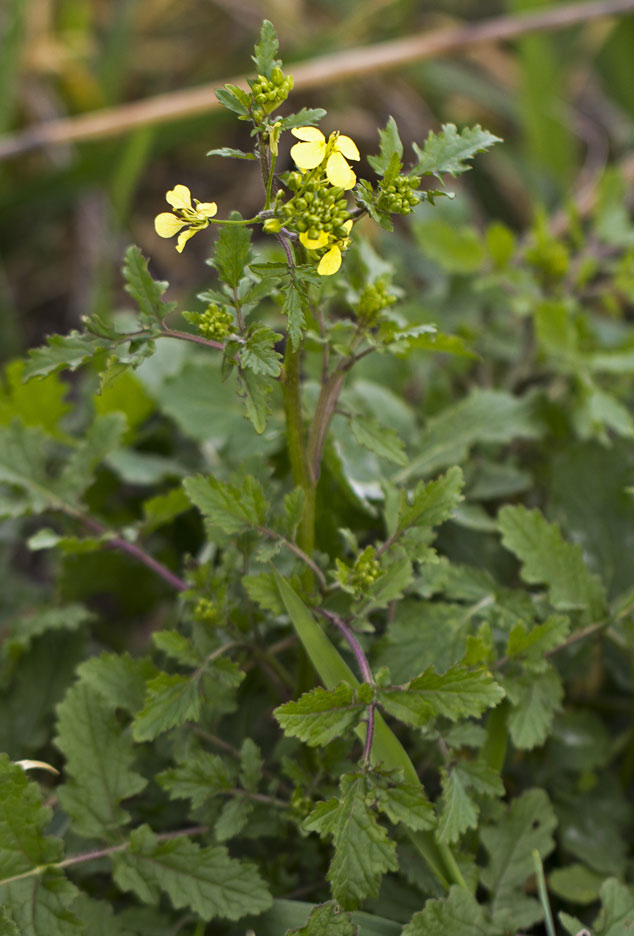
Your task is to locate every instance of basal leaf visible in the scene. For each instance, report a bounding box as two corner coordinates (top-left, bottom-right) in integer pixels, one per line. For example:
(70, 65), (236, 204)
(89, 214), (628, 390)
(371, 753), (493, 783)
(593, 878), (634, 936)
(0, 870), (82, 936)
(132, 673), (201, 742)
(350, 414), (408, 467)
(377, 665), (504, 727)
(113, 825), (272, 921)
(410, 124), (501, 179)
(274, 683), (368, 747)
(498, 505), (606, 618)
(55, 682), (147, 838)
(402, 886), (502, 936)
(304, 773), (398, 910)
(480, 789), (557, 930)
(287, 901), (358, 936)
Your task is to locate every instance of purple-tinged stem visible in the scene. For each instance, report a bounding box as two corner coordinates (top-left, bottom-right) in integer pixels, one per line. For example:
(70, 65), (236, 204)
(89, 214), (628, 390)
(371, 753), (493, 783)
(81, 516), (188, 591)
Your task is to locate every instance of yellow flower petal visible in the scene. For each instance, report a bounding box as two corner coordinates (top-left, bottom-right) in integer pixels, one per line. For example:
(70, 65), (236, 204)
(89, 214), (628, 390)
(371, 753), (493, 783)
(155, 212), (187, 238)
(176, 228), (197, 253)
(336, 135), (360, 161)
(343, 219), (353, 234)
(290, 140), (326, 171)
(166, 184), (192, 211)
(300, 231), (329, 249)
(317, 245), (342, 276)
(291, 126), (325, 143)
(195, 201), (218, 218)
(326, 151), (356, 190)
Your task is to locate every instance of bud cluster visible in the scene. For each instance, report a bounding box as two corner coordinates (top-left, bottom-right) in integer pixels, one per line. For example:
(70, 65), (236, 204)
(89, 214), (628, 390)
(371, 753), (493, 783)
(356, 279), (397, 326)
(350, 546), (382, 590)
(378, 174), (422, 215)
(193, 597), (217, 624)
(183, 303), (234, 341)
(280, 181), (351, 242)
(251, 67), (293, 119)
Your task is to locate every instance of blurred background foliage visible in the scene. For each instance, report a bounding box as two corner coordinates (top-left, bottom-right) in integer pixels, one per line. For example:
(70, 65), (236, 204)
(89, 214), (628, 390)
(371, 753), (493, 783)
(1, 0), (634, 359)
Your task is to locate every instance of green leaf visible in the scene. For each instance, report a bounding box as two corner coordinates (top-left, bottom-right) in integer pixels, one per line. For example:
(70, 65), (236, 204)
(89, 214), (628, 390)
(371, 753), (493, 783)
(132, 673), (201, 742)
(3, 603), (93, 663)
(398, 390), (543, 482)
(413, 217), (486, 273)
(55, 682), (147, 838)
(58, 412), (127, 502)
(241, 324), (283, 376)
(396, 466), (464, 536)
(238, 368), (274, 433)
(215, 798), (253, 843)
(0, 755), (61, 878)
(113, 825), (272, 920)
(283, 283), (306, 351)
(410, 124), (501, 179)
(23, 331), (108, 380)
(142, 486), (191, 532)
(377, 665), (504, 728)
(480, 789), (557, 930)
(504, 667), (563, 751)
(498, 505), (606, 618)
(183, 473), (267, 535)
(212, 213), (253, 290)
(505, 615), (570, 667)
(287, 901), (358, 936)
(206, 146), (256, 160)
(373, 780), (435, 832)
(71, 895), (137, 936)
(437, 763), (504, 844)
(402, 886), (502, 936)
(252, 20), (281, 78)
(248, 899), (401, 936)
(278, 108), (327, 132)
(123, 245), (174, 328)
(0, 360), (69, 435)
(406, 330), (477, 358)
(215, 85), (250, 116)
(368, 116), (403, 176)
(350, 415), (407, 467)
(243, 572), (285, 614)
(0, 907), (19, 936)
(304, 772), (398, 909)
(274, 683), (368, 747)
(77, 652), (157, 714)
(592, 878), (634, 935)
(548, 863), (603, 906)
(152, 630), (199, 667)
(240, 738), (263, 792)
(158, 749), (233, 809)
(0, 870), (82, 936)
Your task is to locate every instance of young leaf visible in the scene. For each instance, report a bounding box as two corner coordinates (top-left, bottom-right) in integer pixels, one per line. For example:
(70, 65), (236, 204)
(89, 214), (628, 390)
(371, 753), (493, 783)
(123, 245), (174, 328)
(283, 283), (306, 351)
(480, 788), (557, 931)
(240, 739), (263, 793)
(396, 466), (464, 536)
(113, 824), (272, 921)
(215, 85), (250, 116)
(206, 147), (256, 160)
(274, 683), (368, 747)
(158, 749), (234, 809)
(132, 673), (201, 742)
(437, 762), (504, 844)
(286, 901), (358, 936)
(243, 572), (285, 614)
(504, 667), (563, 751)
(211, 214), (253, 290)
(410, 124), (501, 180)
(377, 665), (504, 728)
(350, 414), (408, 467)
(368, 116), (404, 177)
(278, 108), (327, 132)
(304, 772), (398, 909)
(152, 630), (200, 667)
(215, 798), (253, 843)
(183, 473), (267, 535)
(504, 615), (570, 667)
(55, 682), (147, 838)
(238, 368), (274, 434)
(402, 886), (502, 936)
(498, 505), (606, 618)
(251, 20), (281, 79)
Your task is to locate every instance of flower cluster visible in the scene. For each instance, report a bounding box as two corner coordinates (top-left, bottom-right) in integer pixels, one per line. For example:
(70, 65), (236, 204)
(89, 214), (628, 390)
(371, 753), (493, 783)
(336, 545), (382, 595)
(154, 185), (217, 252)
(377, 174), (422, 215)
(250, 67), (293, 120)
(182, 303), (234, 341)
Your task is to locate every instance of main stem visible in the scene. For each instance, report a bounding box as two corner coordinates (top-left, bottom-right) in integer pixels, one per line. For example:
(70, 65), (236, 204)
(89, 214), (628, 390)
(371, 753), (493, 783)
(282, 340), (316, 562)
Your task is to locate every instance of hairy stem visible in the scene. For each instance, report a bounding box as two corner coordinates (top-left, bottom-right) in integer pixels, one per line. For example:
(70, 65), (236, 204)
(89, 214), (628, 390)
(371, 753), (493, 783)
(281, 340), (316, 560)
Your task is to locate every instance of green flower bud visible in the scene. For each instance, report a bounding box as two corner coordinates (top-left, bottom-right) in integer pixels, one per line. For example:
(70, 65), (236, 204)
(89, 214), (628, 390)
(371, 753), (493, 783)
(263, 218), (282, 233)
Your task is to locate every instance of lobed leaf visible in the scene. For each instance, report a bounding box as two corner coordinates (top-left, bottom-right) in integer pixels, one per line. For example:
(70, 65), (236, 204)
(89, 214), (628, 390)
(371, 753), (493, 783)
(410, 124), (501, 179)
(132, 673), (201, 742)
(274, 683), (368, 747)
(377, 665), (504, 728)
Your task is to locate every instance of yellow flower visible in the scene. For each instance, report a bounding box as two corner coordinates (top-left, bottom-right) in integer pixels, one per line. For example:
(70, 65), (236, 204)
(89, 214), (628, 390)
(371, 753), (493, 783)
(302, 220), (354, 277)
(154, 184), (217, 252)
(290, 127), (360, 190)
